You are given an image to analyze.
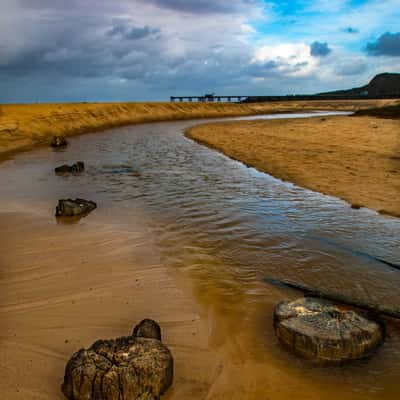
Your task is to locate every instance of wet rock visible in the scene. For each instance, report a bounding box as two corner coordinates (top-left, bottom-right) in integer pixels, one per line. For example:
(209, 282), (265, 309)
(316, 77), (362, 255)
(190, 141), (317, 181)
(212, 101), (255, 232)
(133, 319), (162, 341)
(55, 162), (85, 175)
(55, 198), (96, 217)
(274, 297), (384, 364)
(62, 323), (173, 400)
(51, 135), (68, 148)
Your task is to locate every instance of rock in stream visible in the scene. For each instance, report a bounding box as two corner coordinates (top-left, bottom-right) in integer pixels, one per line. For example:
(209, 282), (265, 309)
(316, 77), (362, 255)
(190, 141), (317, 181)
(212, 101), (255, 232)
(55, 198), (97, 217)
(274, 297), (384, 364)
(51, 135), (68, 148)
(55, 162), (85, 175)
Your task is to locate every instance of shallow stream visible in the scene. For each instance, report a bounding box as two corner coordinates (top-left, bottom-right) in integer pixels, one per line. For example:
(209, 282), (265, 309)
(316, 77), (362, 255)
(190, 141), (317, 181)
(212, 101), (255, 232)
(0, 111), (399, 398)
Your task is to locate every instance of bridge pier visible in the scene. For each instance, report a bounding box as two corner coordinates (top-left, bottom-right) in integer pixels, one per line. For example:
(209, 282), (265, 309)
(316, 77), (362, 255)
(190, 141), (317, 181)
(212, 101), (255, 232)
(170, 95), (248, 103)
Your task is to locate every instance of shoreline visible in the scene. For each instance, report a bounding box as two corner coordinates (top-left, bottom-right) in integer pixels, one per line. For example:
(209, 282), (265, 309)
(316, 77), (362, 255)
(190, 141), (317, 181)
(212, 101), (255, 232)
(186, 113), (400, 218)
(0, 210), (221, 400)
(0, 99), (397, 160)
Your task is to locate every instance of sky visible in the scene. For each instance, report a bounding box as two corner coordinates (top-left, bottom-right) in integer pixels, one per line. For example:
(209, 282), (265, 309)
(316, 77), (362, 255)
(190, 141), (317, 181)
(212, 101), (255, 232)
(0, 0), (399, 103)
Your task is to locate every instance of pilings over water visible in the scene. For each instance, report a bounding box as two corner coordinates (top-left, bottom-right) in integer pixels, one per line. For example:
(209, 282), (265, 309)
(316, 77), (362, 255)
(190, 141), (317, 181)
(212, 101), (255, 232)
(171, 94), (400, 103)
(170, 95), (248, 103)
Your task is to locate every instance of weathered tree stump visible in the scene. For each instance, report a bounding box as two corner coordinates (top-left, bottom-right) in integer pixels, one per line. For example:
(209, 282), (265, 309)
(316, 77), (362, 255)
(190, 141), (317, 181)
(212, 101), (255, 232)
(274, 297), (384, 364)
(51, 135), (68, 148)
(55, 162), (85, 175)
(62, 320), (173, 400)
(55, 198), (97, 217)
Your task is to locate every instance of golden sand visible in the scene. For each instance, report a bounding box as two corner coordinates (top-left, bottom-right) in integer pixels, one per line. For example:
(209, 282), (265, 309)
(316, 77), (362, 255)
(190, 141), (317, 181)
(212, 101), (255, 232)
(0, 211), (221, 399)
(0, 99), (396, 159)
(186, 112), (400, 217)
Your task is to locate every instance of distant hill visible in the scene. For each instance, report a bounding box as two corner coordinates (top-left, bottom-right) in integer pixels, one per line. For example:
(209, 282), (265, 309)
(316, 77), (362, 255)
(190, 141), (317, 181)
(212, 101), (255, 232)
(242, 73), (400, 103)
(318, 73), (400, 97)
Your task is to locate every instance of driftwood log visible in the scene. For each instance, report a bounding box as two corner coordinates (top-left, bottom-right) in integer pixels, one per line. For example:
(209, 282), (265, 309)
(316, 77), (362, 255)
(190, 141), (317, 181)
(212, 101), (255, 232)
(265, 276), (400, 319)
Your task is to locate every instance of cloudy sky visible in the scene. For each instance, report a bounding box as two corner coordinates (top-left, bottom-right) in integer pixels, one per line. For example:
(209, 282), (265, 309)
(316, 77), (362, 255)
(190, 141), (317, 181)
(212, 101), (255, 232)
(0, 0), (399, 103)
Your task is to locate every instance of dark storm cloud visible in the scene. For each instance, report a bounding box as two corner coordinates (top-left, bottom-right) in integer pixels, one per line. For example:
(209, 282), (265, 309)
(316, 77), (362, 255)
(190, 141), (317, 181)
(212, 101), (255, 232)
(244, 61), (279, 77)
(0, 10), (164, 82)
(243, 60), (309, 78)
(366, 32), (400, 57)
(107, 21), (160, 41)
(106, 24), (128, 37)
(126, 26), (160, 40)
(343, 27), (359, 34)
(310, 41), (332, 57)
(145, 0), (259, 14)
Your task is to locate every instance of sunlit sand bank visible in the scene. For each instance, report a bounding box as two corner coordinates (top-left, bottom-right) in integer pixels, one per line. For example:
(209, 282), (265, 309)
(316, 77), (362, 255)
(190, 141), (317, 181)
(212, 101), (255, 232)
(186, 110), (400, 217)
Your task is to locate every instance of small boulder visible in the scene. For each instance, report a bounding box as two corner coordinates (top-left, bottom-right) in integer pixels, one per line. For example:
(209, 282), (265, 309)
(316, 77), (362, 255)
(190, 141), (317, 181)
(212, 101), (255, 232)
(51, 136), (68, 148)
(55, 198), (96, 217)
(55, 162), (85, 175)
(274, 297), (384, 364)
(133, 319), (162, 341)
(62, 322), (173, 400)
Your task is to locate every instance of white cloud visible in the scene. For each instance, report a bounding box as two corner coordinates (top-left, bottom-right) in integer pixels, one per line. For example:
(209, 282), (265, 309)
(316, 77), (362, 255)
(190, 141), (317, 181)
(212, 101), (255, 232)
(253, 43), (319, 77)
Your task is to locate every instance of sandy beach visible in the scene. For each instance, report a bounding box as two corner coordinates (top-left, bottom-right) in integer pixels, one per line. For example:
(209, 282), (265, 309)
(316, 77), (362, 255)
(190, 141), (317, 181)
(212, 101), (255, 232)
(0, 102), (399, 400)
(0, 100), (395, 160)
(0, 210), (222, 400)
(187, 112), (400, 217)
(2, 0), (400, 396)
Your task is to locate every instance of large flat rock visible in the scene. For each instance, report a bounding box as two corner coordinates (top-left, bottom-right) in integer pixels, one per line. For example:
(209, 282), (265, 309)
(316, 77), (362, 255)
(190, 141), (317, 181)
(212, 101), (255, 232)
(274, 297), (384, 364)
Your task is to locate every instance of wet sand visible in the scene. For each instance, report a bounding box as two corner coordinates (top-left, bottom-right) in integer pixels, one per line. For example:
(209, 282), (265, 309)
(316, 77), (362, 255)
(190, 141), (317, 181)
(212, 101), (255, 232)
(0, 99), (395, 159)
(187, 114), (400, 217)
(3, 211), (399, 400)
(0, 211), (220, 399)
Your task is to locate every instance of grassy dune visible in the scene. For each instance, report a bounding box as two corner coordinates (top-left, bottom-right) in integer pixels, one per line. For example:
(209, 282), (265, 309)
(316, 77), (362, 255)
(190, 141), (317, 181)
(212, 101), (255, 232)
(0, 99), (396, 159)
(353, 103), (400, 118)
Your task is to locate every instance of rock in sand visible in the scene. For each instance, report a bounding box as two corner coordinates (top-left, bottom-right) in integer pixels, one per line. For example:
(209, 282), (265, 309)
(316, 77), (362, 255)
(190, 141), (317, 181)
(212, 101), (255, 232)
(62, 319), (173, 400)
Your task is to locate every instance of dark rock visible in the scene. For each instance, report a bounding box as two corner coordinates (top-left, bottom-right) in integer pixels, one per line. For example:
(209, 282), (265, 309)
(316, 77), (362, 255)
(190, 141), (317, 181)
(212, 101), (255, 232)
(55, 198), (96, 217)
(62, 328), (173, 400)
(133, 319), (162, 341)
(51, 136), (68, 148)
(351, 203), (361, 209)
(55, 162), (85, 175)
(274, 297), (384, 364)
